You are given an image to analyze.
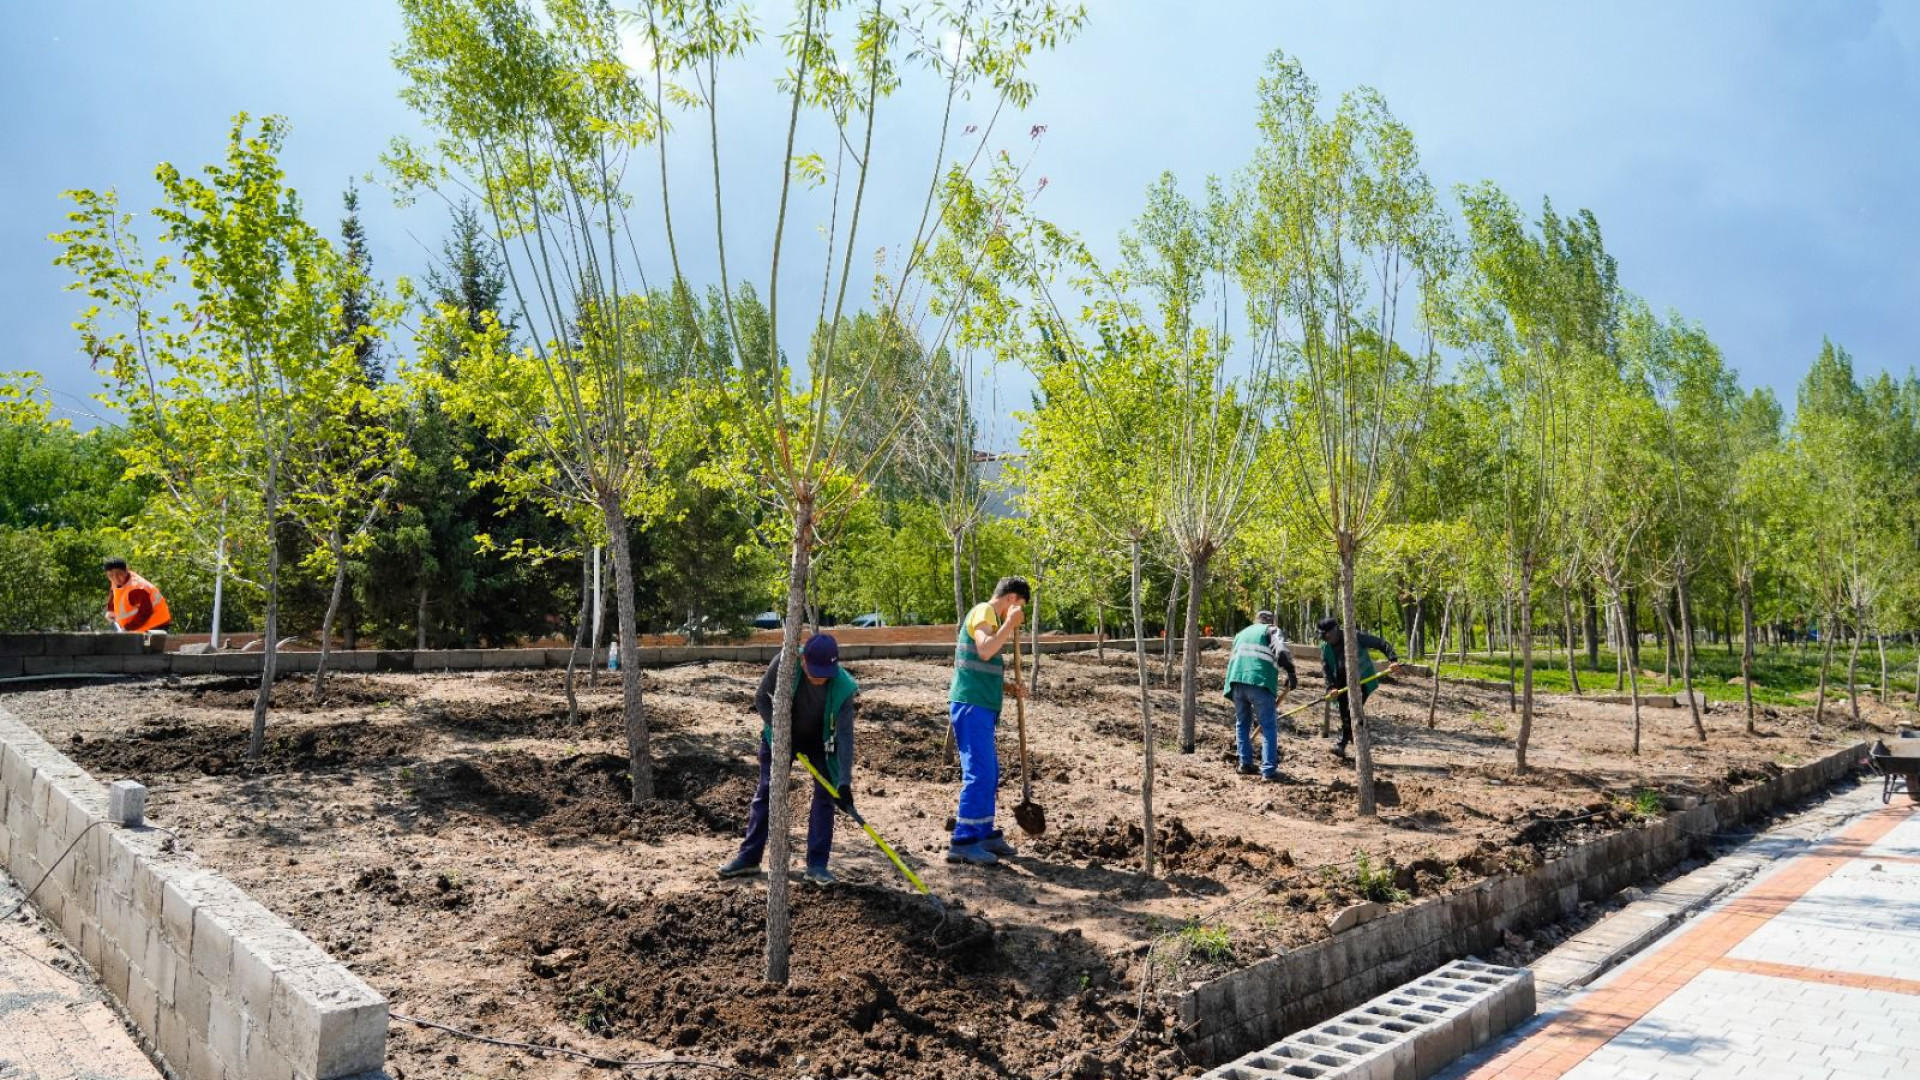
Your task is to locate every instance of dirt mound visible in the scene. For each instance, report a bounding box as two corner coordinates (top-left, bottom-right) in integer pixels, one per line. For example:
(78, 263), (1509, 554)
(69, 718), (420, 777)
(413, 696), (676, 741)
(407, 749), (754, 842)
(512, 885), (1169, 1077)
(172, 674), (407, 711)
(1031, 815), (1283, 878)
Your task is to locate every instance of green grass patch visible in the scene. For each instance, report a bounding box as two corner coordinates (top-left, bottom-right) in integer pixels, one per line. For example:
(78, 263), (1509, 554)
(1430, 643), (1917, 709)
(1618, 788), (1663, 820)
(1175, 921), (1233, 962)
(1353, 850), (1410, 904)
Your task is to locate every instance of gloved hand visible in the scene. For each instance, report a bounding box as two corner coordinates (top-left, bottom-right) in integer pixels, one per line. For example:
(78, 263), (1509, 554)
(832, 781), (855, 814)
(1285, 669), (1299, 691)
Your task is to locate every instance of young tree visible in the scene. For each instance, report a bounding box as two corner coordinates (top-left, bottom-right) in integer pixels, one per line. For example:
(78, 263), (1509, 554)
(58, 114), (354, 760)
(1239, 54), (1456, 814)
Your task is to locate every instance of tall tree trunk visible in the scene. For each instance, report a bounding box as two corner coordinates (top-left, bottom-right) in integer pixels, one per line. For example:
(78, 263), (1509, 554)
(565, 550), (591, 725)
(764, 493), (815, 985)
(1029, 551), (1043, 695)
(1814, 628), (1835, 730)
(1161, 567), (1182, 687)
(1876, 631), (1888, 703)
(415, 582), (428, 652)
(249, 474), (283, 764)
(602, 496), (651, 803)
(1612, 587), (1627, 691)
(1517, 561), (1537, 772)
(1676, 571), (1705, 742)
(1503, 596), (1516, 713)
(1095, 602), (1105, 661)
(1625, 587), (1641, 669)
(1178, 547), (1213, 754)
(1845, 615), (1863, 728)
(1428, 593), (1453, 728)
(1739, 580), (1757, 735)
(1409, 601), (1424, 663)
(1562, 585), (1582, 695)
(951, 529), (966, 628)
(1340, 544), (1378, 816)
(1129, 539), (1158, 876)
(1460, 600), (1471, 663)
(1617, 599), (1643, 755)
(314, 528), (348, 698)
(1584, 585), (1600, 670)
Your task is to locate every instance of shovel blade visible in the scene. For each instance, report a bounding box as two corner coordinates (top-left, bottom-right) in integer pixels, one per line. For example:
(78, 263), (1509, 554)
(1014, 798), (1047, 836)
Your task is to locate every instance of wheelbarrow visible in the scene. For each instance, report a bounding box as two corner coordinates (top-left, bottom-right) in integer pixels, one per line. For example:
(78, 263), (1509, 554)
(1867, 739), (1920, 805)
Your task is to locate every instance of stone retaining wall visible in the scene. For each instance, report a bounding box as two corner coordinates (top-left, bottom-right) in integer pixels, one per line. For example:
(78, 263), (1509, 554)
(1177, 740), (1867, 1065)
(0, 706), (386, 1079)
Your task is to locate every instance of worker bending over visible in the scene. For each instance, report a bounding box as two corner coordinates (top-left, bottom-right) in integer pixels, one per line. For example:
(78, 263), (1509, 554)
(719, 634), (857, 887)
(1223, 610), (1298, 781)
(1316, 616), (1400, 758)
(103, 558), (171, 633)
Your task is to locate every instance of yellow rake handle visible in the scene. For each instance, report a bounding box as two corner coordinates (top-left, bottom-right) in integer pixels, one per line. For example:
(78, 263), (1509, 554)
(1279, 666), (1394, 722)
(796, 754), (935, 899)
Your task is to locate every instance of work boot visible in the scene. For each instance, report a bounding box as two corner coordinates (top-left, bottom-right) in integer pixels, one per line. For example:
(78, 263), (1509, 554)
(802, 865), (836, 887)
(1260, 770), (1285, 783)
(717, 854), (761, 879)
(1331, 740), (1349, 758)
(1237, 761), (1258, 776)
(946, 841), (1000, 866)
(980, 834), (1017, 857)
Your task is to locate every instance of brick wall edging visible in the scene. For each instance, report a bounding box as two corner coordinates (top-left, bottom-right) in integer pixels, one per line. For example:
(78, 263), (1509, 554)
(1177, 740), (1867, 1065)
(0, 705), (386, 1080)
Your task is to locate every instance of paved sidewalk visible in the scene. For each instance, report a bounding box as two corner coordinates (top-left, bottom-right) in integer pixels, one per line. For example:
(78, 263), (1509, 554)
(0, 868), (160, 1080)
(1452, 786), (1920, 1080)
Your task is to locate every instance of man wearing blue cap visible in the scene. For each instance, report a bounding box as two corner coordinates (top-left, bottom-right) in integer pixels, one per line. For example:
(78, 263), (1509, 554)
(719, 634), (859, 886)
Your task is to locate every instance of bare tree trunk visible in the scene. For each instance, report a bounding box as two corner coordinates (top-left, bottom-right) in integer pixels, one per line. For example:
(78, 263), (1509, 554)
(1161, 566), (1182, 687)
(415, 582), (429, 651)
(1504, 596), (1516, 713)
(1340, 546), (1378, 816)
(1676, 571), (1705, 742)
(1459, 600), (1470, 663)
(1178, 547), (1213, 754)
(951, 529), (966, 628)
(1517, 561), (1536, 773)
(565, 550), (591, 725)
(1029, 550), (1043, 695)
(1612, 590), (1627, 691)
(1617, 599), (1643, 755)
(1428, 592), (1453, 728)
(1814, 628), (1834, 730)
(1876, 630), (1888, 703)
(1584, 585), (1600, 670)
(1846, 615), (1863, 728)
(1409, 601), (1424, 663)
(249, 476), (282, 763)
(602, 496), (651, 802)
(314, 528), (348, 699)
(1626, 587), (1642, 670)
(1739, 580), (1757, 735)
(764, 493), (815, 985)
(1562, 585), (1582, 696)
(1129, 539), (1157, 876)
(1095, 602), (1106, 661)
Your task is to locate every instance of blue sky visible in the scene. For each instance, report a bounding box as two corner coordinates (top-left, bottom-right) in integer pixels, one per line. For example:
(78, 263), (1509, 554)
(5, 1), (1917, 438)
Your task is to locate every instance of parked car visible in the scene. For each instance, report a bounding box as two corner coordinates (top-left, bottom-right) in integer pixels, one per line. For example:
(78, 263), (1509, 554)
(850, 612), (887, 629)
(751, 611), (783, 630)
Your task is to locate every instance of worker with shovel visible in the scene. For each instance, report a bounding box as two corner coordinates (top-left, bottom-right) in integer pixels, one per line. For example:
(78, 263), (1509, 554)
(1316, 617), (1401, 759)
(947, 576), (1029, 866)
(718, 634), (858, 887)
(1224, 611), (1298, 781)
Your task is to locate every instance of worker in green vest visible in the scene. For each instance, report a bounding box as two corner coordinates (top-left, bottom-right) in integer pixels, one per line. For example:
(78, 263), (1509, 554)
(946, 576), (1029, 866)
(1222, 611), (1299, 780)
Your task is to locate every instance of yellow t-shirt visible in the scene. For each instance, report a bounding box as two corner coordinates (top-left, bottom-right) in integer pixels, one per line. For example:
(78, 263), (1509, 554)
(963, 602), (999, 645)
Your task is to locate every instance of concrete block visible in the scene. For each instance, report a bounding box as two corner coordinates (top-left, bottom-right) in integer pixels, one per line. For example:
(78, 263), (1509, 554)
(109, 780), (147, 826)
(243, 1026), (299, 1080)
(188, 1033), (223, 1080)
(160, 871), (215, 954)
(0, 655), (23, 678)
(156, 1003), (190, 1074)
(23, 654), (78, 675)
(193, 901), (239, 982)
(177, 961), (215, 1039)
(268, 962), (389, 1079)
(1329, 900), (1388, 934)
(102, 942), (132, 1003)
(414, 650), (456, 669)
(128, 973), (162, 1036)
(0, 633), (48, 656)
(143, 930), (182, 1008)
(121, 654), (170, 674)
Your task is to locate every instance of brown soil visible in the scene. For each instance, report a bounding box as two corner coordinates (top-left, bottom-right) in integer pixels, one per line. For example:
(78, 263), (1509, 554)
(1, 651), (1882, 1080)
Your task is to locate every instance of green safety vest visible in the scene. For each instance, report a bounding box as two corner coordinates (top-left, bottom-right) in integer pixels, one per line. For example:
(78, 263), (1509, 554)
(1222, 624), (1282, 698)
(949, 605), (1005, 711)
(1321, 639), (1376, 690)
(761, 668), (859, 782)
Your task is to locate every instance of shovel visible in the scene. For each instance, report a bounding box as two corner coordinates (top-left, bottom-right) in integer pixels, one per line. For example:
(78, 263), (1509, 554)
(1278, 665), (1397, 723)
(1010, 619), (1047, 836)
(796, 753), (945, 914)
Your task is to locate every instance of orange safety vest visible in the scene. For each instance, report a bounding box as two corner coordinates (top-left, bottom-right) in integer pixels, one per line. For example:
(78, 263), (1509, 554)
(110, 572), (172, 632)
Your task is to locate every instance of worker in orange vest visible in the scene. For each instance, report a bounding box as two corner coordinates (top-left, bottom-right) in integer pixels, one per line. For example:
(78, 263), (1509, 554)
(103, 558), (172, 633)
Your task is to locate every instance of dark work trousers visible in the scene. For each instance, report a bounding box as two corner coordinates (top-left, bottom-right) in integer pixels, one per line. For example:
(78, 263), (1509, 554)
(1334, 683), (1378, 748)
(735, 738), (836, 869)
